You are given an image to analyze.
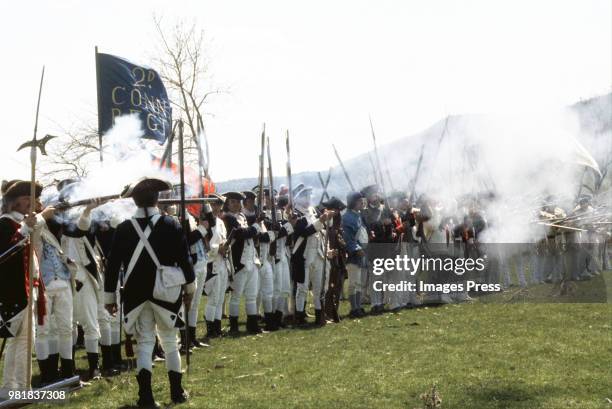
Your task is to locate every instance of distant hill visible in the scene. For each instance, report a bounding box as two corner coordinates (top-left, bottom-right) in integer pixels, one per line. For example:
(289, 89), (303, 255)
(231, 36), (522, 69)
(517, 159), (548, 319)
(217, 93), (612, 202)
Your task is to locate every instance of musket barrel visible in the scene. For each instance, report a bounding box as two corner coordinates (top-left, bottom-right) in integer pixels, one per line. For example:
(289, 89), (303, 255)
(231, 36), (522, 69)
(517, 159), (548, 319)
(158, 198), (217, 205)
(56, 194), (122, 210)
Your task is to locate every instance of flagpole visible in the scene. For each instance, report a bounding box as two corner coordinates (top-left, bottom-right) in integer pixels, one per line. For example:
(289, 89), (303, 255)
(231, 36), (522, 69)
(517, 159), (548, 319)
(177, 120), (190, 373)
(95, 46), (103, 163)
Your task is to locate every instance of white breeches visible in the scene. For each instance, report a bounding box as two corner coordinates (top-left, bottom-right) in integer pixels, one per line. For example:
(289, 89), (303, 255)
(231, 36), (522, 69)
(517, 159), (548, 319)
(296, 256), (325, 311)
(36, 284), (73, 360)
(205, 261), (228, 322)
(188, 263), (206, 326)
(259, 260), (274, 313)
(132, 302), (180, 373)
(229, 265), (259, 316)
(273, 257), (291, 311)
(74, 276), (101, 353)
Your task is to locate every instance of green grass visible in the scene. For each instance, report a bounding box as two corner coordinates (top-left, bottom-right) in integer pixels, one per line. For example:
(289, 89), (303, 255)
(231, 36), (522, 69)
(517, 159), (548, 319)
(28, 271), (612, 408)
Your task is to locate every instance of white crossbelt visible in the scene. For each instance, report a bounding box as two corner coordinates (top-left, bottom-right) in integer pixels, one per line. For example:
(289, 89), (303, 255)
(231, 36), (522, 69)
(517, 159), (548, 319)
(124, 215), (161, 284)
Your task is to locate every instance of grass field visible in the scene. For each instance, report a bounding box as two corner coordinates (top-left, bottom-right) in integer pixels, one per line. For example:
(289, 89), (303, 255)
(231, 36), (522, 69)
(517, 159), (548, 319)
(26, 271), (612, 409)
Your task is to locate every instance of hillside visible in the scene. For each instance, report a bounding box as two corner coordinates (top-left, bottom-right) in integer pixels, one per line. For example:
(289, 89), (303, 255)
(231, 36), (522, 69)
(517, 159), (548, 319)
(217, 93), (612, 204)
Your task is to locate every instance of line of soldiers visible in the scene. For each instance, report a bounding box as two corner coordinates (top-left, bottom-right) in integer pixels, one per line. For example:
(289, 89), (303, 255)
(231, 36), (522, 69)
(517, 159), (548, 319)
(1, 176), (610, 408)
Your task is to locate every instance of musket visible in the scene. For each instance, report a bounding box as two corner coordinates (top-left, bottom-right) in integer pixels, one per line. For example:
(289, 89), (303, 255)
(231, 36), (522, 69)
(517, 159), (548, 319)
(332, 144), (355, 191)
(266, 136), (277, 225)
(286, 130), (293, 210)
(0, 237), (29, 265)
(17, 66), (53, 388)
(369, 116), (387, 197)
(266, 136), (277, 257)
(177, 120), (190, 373)
(159, 198), (217, 206)
(369, 116), (393, 215)
(368, 153), (379, 186)
(535, 222), (587, 232)
(257, 124), (266, 218)
(55, 195), (216, 210)
(56, 194), (122, 210)
(319, 220), (330, 324)
(409, 144), (425, 205)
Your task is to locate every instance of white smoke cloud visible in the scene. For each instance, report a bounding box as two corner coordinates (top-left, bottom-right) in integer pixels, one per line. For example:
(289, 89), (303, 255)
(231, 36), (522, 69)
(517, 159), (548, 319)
(47, 114), (179, 223)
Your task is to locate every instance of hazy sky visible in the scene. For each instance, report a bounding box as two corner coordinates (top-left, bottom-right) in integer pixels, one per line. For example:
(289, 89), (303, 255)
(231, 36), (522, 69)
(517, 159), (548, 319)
(1, 0), (610, 183)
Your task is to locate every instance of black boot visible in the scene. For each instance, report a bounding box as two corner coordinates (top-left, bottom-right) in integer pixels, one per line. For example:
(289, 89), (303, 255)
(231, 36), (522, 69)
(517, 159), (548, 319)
(168, 370), (189, 403)
(86, 352), (101, 380)
(246, 315), (263, 334)
(111, 344), (127, 371)
(48, 353), (60, 382)
(136, 369), (160, 409)
(101, 346), (120, 376)
(214, 319), (223, 337)
(228, 316), (240, 337)
(37, 359), (49, 386)
(60, 358), (75, 379)
(264, 312), (278, 331)
(275, 311), (286, 328)
(189, 326), (206, 348)
(205, 320), (216, 339)
(314, 309), (325, 327)
(295, 310), (307, 327)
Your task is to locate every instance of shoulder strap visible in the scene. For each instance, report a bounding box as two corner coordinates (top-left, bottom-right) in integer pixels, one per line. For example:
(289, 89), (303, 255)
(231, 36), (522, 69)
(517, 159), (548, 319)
(124, 215), (161, 282)
(130, 215), (162, 268)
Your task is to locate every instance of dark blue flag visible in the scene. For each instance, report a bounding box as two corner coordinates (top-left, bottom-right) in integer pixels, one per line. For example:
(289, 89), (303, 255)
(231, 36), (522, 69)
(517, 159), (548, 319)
(97, 53), (171, 144)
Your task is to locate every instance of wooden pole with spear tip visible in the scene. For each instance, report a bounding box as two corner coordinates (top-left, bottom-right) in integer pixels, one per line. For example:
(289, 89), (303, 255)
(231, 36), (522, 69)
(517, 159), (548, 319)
(17, 66), (57, 388)
(332, 144), (355, 191)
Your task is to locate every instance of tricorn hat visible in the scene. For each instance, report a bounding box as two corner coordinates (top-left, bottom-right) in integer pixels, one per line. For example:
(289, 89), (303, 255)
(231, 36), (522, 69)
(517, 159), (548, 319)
(1, 179), (43, 200)
(223, 191), (246, 201)
(121, 177), (173, 198)
(346, 191), (364, 208)
(321, 196), (346, 211)
(360, 184), (380, 197)
(242, 190), (256, 201)
(207, 193), (226, 204)
(57, 178), (79, 193)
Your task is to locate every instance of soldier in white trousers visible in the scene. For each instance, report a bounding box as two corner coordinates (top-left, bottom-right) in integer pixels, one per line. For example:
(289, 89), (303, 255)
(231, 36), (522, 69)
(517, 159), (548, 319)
(202, 194), (229, 338)
(290, 187), (334, 326)
(223, 192), (264, 335)
(104, 177), (195, 407)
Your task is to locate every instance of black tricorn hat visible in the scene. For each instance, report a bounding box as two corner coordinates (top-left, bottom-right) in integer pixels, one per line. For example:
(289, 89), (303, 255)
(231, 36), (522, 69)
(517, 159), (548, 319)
(57, 178), (79, 192)
(121, 177), (173, 198)
(360, 184), (380, 197)
(346, 191), (364, 208)
(207, 193), (226, 204)
(223, 191), (246, 201)
(277, 195), (289, 207)
(253, 185), (277, 197)
(1, 180), (43, 199)
(242, 190), (256, 200)
(321, 196), (346, 211)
